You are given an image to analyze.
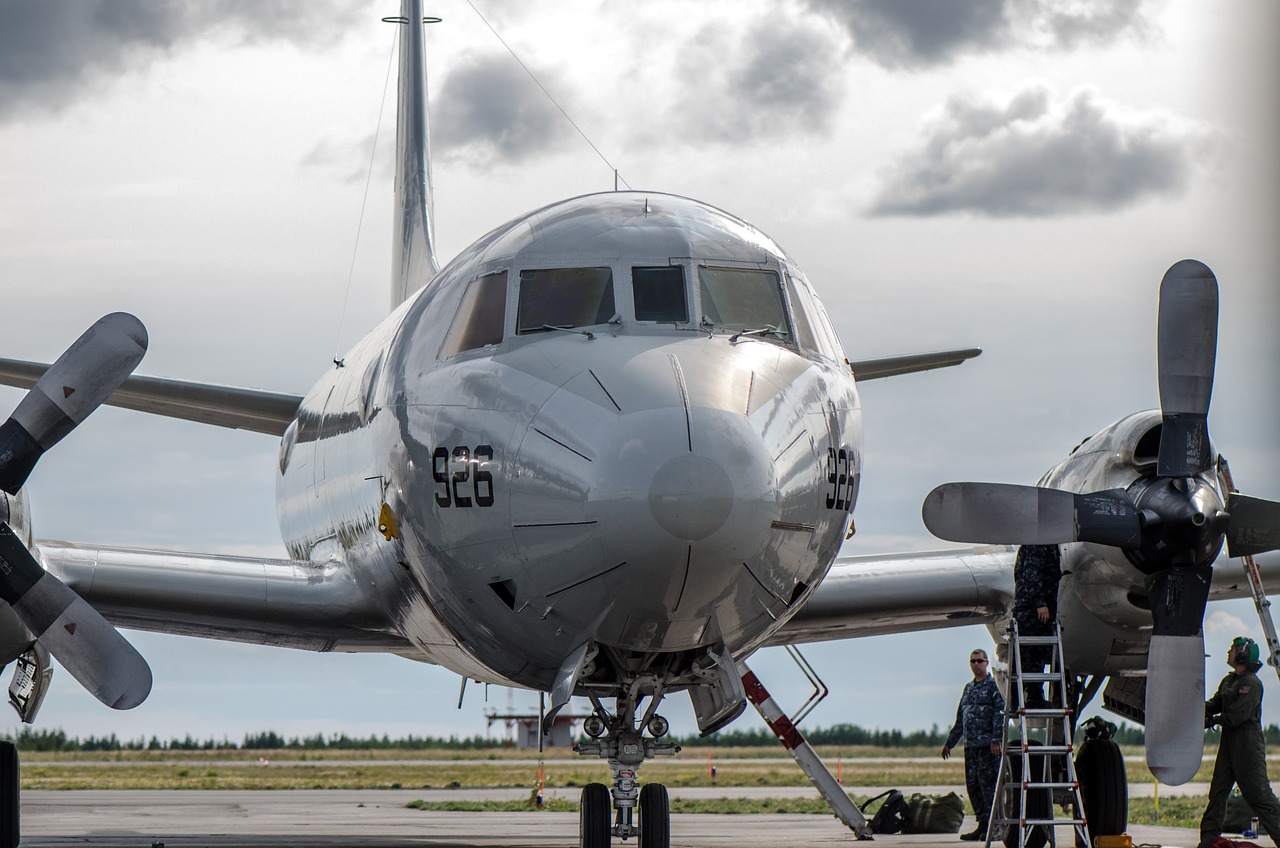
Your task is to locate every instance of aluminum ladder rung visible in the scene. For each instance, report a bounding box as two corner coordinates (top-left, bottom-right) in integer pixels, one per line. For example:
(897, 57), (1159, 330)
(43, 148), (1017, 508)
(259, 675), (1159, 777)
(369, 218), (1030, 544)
(986, 618), (1090, 848)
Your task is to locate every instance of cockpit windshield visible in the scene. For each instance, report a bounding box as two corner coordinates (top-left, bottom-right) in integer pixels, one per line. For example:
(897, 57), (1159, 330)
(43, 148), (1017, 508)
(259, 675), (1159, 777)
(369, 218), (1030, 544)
(517, 267), (615, 334)
(697, 267), (789, 337)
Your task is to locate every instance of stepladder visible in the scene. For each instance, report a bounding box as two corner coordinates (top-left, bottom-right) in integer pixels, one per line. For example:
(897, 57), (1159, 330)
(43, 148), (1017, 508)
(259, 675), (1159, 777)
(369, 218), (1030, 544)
(987, 620), (1090, 848)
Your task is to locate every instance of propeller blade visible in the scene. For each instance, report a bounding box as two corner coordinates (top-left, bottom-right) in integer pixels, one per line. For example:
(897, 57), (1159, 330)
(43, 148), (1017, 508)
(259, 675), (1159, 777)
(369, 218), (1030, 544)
(922, 483), (1141, 547)
(1144, 634), (1207, 784)
(923, 483), (1075, 544)
(1156, 260), (1218, 478)
(1226, 492), (1280, 557)
(1143, 563), (1212, 784)
(0, 312), (147, 494)
(0, 522), (151, 709)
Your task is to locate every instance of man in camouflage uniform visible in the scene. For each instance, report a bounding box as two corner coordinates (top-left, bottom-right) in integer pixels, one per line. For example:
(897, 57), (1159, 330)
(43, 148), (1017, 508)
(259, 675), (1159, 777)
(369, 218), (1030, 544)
(943, 648), (1005, 840)
(1199, 636), (1280, 848)
(1013, 544), (1061, 707)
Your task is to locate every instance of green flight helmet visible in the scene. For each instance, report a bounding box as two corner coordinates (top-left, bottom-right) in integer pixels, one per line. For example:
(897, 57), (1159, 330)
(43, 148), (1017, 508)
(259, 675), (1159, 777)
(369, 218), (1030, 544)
(1231, 636), (1261, 668)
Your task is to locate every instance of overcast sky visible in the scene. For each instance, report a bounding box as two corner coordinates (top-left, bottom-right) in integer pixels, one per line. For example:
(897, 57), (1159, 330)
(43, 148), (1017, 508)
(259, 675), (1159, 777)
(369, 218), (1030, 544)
(0, 0), (1276, 752)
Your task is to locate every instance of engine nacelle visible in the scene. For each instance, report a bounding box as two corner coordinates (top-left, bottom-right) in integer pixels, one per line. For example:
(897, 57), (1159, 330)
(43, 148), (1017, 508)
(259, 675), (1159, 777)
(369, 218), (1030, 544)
(1037, 409), (1228, 673)
(0, 489), (54, 721)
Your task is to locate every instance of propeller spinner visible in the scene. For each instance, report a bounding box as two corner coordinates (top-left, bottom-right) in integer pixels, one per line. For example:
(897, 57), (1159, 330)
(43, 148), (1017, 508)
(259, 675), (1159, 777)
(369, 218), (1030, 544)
(0, 313), (153, 710)
(922, 260), (1280, 784)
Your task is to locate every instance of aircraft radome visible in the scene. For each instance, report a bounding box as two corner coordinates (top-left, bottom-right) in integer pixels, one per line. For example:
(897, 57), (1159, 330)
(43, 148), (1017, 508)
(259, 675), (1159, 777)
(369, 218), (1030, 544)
(0, 3), (1277, 848)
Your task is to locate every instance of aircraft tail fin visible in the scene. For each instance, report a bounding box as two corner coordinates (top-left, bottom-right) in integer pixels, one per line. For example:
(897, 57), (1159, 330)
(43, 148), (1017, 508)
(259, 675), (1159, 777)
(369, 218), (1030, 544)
(390, 0), (440, 310)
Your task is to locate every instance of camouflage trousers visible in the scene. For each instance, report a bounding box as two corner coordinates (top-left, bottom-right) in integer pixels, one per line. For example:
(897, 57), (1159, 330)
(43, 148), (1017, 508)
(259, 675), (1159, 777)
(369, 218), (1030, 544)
(965, 745), (1001, 825)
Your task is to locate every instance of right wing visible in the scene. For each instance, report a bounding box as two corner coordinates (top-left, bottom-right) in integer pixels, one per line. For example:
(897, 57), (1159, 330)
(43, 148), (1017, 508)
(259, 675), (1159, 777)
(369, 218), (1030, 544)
(38, 540), (411, 652)
(0, 358), (302, 436)
(848, 347), (982, 382)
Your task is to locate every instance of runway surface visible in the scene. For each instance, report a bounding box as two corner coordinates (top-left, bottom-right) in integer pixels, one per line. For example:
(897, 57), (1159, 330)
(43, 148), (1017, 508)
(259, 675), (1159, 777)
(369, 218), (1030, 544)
(19, 788), (1206, 848)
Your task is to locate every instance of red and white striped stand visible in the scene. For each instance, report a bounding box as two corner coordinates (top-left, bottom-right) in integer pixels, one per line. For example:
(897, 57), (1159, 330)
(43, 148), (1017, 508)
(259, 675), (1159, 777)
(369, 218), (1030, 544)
(739, 662), (873, 839)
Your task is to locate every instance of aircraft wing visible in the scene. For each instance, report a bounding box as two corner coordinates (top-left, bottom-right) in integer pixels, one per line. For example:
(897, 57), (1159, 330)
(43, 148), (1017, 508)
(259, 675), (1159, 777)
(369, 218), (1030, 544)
(769, 546), (1280, 646)
(849, 347), (982, 382)
(37, 540), (412, 652)
(0, 357), (301, 436)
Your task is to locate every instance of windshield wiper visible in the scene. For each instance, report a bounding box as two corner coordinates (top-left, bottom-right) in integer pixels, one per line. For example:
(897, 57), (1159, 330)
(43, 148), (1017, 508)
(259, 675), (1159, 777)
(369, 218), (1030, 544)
(730, 325), (788, 343)
(539, 324), (595, 340)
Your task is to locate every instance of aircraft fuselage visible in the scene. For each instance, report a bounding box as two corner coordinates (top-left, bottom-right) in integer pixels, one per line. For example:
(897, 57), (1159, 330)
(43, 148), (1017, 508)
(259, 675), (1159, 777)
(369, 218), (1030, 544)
(276, 192), (862, 692)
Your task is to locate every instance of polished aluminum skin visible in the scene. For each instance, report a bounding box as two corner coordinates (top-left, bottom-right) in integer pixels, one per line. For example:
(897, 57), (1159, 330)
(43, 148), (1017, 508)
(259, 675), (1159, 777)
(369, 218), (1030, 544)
(276, 191), (861, 691)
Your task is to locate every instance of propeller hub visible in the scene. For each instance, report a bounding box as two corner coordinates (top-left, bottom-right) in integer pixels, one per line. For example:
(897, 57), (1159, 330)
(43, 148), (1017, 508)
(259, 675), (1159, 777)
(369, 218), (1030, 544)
(1125, 475), (1225, 572)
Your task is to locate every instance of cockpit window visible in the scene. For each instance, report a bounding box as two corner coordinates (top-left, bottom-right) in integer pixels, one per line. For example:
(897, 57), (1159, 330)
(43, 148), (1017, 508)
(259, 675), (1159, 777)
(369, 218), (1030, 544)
(697, 267), (790, 337)
(439, 271), (507, 359)
(517, 267), (615, 334)
(632, 266), (688, 322)
(783, 275), (820, 353)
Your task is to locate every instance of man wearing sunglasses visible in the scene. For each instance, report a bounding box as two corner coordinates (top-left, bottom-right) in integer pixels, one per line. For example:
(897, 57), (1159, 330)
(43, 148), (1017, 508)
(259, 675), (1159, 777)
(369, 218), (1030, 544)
(942, 648), (1005, 841)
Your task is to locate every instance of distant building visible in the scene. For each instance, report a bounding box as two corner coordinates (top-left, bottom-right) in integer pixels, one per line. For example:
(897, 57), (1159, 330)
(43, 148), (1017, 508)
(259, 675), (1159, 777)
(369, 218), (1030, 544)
(486, 711), (582, 749)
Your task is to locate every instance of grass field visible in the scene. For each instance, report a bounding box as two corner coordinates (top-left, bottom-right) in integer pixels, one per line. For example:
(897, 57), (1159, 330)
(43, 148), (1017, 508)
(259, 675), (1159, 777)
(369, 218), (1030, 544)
(16, 744), (1278, 792)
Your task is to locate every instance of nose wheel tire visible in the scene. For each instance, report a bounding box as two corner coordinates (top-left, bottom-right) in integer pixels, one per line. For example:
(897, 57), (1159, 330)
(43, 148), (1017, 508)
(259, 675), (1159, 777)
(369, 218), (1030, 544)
(1076, 737), (1127, 836)
(639, 783), (670, 848)
(580, 782), (612, 848)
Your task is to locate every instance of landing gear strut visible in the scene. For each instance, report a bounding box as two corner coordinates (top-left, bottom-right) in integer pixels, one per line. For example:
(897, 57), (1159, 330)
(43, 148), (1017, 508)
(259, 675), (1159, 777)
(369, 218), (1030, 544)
(575, 689), (679, 847)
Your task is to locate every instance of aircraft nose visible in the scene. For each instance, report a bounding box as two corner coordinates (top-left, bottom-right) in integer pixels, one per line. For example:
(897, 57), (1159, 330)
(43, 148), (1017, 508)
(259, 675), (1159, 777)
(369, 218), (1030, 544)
(647, 454), (733, 540)
(508, 338), (834, 652)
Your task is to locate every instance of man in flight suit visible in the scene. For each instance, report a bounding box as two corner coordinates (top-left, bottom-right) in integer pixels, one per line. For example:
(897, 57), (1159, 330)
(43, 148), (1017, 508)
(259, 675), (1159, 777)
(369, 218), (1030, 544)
(1199, 636), (1280, 848)
(942, 648), (1005, 840)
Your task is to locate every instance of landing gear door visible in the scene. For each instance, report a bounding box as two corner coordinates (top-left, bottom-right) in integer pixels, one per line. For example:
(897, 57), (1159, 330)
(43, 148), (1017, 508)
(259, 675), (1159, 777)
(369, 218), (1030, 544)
(8, 643), (52, 724)
(688, 644), (747, 736)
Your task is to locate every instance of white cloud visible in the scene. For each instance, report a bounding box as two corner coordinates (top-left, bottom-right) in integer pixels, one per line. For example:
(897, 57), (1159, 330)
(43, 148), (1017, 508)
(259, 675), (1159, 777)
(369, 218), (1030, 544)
(870, 82), (1214, 217)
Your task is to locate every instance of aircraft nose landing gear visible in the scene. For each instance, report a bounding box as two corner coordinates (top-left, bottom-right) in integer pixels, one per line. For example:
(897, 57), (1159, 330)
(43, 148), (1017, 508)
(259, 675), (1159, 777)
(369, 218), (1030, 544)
(575, 693), (679, 847)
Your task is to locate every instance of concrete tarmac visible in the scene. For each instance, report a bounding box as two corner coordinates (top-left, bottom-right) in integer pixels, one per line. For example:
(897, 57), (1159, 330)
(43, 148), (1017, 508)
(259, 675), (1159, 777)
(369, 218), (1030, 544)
(18, 788), (1208, 848)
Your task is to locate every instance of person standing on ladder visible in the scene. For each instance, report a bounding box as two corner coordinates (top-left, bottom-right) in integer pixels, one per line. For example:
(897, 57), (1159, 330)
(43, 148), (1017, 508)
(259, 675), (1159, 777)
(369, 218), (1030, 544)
(942, 648), (1005, 840)
(1013, 544), (1061, 708)
(1199, 637), (1280, 848)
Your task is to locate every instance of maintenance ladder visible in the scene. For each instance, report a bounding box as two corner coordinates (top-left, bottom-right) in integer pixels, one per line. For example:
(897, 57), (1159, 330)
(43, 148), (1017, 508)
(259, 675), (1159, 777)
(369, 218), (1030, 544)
(986, 621), (1090, 848)
(1222, 460), (1280, 686)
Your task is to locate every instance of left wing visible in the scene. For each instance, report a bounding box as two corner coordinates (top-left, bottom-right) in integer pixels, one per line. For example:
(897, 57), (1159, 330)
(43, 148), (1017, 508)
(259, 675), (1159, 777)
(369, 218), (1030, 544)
(770, 546), (1280, 646)
(767, 546), (1015, 645)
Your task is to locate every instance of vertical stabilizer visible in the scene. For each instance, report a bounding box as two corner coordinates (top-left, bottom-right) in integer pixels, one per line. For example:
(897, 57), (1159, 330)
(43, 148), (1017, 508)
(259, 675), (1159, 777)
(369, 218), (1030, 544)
(390, 0), (440, 310)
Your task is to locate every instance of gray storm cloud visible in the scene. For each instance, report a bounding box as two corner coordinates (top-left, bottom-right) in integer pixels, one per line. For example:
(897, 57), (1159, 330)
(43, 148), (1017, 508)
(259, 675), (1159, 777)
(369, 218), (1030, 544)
(431, 52), (574, 165)
(669, 17), (844, 143)
(870, 83), (1212, 217)
(0, 0), (363, 121)
(805, 0), (1155, 69)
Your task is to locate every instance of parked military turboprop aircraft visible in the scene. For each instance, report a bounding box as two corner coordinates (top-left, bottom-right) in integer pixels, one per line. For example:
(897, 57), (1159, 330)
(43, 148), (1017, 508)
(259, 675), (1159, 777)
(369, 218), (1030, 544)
(0, 4), (1277, 848)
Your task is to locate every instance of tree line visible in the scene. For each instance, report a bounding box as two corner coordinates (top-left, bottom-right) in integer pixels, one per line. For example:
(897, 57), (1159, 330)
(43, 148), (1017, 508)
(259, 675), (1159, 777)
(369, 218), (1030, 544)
(9, 720), (1274, 752)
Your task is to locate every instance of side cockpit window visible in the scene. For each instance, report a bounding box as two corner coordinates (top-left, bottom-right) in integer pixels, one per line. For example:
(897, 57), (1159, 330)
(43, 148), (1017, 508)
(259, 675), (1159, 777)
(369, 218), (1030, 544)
(439, 271), (507, 359)
(517, 267), (615, 334)
(783, 275), (820, 353)
(632, 266), (688, 322)
(698, 266), (790, 340)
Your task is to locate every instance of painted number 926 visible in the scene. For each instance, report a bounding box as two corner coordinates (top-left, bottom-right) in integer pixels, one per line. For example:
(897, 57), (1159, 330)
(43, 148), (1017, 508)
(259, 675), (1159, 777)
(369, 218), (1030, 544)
(432, 445), (495, 508)
(825, 446), (856, 512)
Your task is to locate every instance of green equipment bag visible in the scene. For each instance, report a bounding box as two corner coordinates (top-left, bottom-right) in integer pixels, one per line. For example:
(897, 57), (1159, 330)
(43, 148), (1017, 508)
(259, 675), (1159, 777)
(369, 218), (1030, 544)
(903, 791), (966, 834)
